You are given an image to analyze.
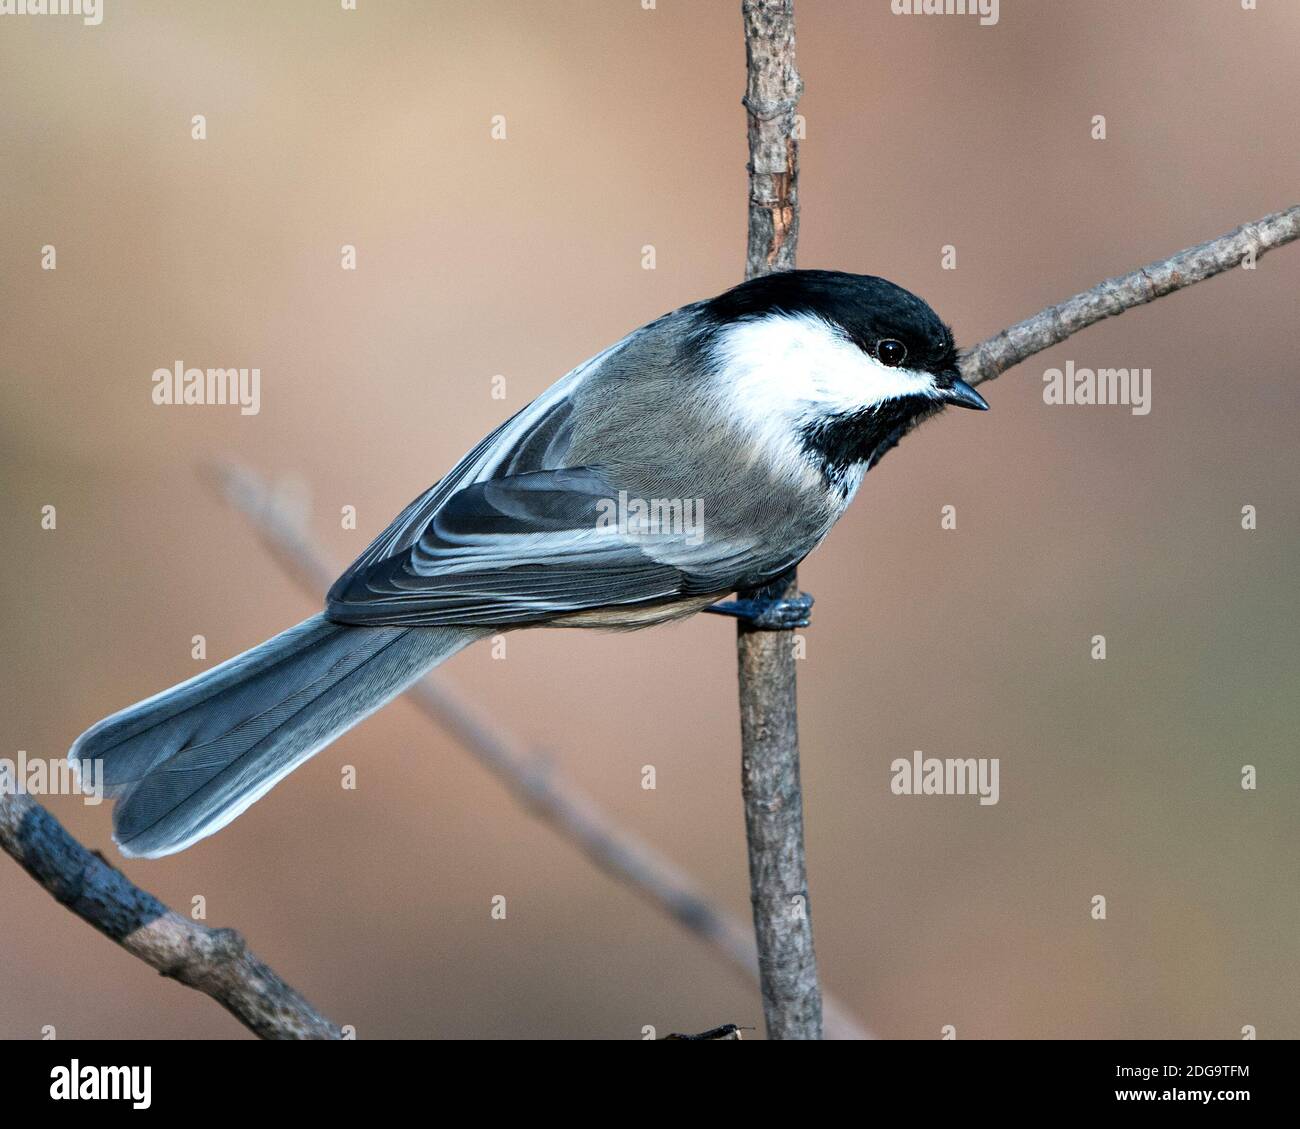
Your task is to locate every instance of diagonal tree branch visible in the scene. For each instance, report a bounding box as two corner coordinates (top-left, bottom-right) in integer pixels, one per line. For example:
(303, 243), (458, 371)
(960, 205), (1300, 387)
(0, 791), (342, 1040)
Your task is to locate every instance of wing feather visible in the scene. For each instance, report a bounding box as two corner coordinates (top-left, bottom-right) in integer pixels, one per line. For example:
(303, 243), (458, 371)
(326, 332), (731, 626)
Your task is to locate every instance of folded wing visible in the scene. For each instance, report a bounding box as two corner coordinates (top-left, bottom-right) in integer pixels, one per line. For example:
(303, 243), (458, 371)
(326, 333), (747, 627)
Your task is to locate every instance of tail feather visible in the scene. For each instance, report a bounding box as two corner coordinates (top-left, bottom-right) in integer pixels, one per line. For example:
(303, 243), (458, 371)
(69, 615), (486, 858)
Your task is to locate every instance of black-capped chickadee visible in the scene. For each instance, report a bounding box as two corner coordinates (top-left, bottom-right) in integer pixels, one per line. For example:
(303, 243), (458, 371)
(72, 270), (988, 857)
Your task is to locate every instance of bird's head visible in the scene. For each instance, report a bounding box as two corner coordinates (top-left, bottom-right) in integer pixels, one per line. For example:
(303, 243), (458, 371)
(699, 269), (986, 487)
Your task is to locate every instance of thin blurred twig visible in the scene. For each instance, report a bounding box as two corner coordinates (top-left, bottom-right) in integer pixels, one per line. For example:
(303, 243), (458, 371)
(0, 791), (342, 1040)
(206, 461), (876, 1041)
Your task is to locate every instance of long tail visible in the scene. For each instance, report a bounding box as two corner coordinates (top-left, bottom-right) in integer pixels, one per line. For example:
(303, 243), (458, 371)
(69, 616), (487, 858)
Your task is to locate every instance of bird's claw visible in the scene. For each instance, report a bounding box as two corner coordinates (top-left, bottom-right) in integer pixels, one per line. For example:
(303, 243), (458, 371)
(705, 592), (813, 630)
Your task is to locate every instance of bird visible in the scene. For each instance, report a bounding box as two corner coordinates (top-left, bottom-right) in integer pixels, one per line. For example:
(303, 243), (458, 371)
(70, 269), (989, 858)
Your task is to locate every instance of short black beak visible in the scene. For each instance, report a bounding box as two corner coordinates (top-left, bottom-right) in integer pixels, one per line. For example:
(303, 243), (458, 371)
(939, 378), (990, 411)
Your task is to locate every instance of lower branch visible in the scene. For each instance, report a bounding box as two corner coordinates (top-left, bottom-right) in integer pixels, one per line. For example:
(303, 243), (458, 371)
(0, 792), (342, 1040)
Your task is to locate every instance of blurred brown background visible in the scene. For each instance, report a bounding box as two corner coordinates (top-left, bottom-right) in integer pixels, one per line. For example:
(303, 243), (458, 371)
(1, 0), (1297, 1040)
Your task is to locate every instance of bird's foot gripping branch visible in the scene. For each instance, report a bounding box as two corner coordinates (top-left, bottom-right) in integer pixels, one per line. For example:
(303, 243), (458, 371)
(706, 570), (814, 630)
(707, 595), (814, 630)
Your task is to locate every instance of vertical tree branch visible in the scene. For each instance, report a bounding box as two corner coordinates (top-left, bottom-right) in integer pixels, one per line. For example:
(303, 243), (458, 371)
(743, 0), (801, 279)
(737, 0), (821, 1041)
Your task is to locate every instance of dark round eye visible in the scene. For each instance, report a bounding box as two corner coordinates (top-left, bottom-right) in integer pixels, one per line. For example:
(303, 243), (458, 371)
(876, 339), (907, 367)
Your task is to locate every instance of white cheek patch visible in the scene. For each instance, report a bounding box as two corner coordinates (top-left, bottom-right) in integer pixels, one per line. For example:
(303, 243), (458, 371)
(713, 312), (937, 434)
